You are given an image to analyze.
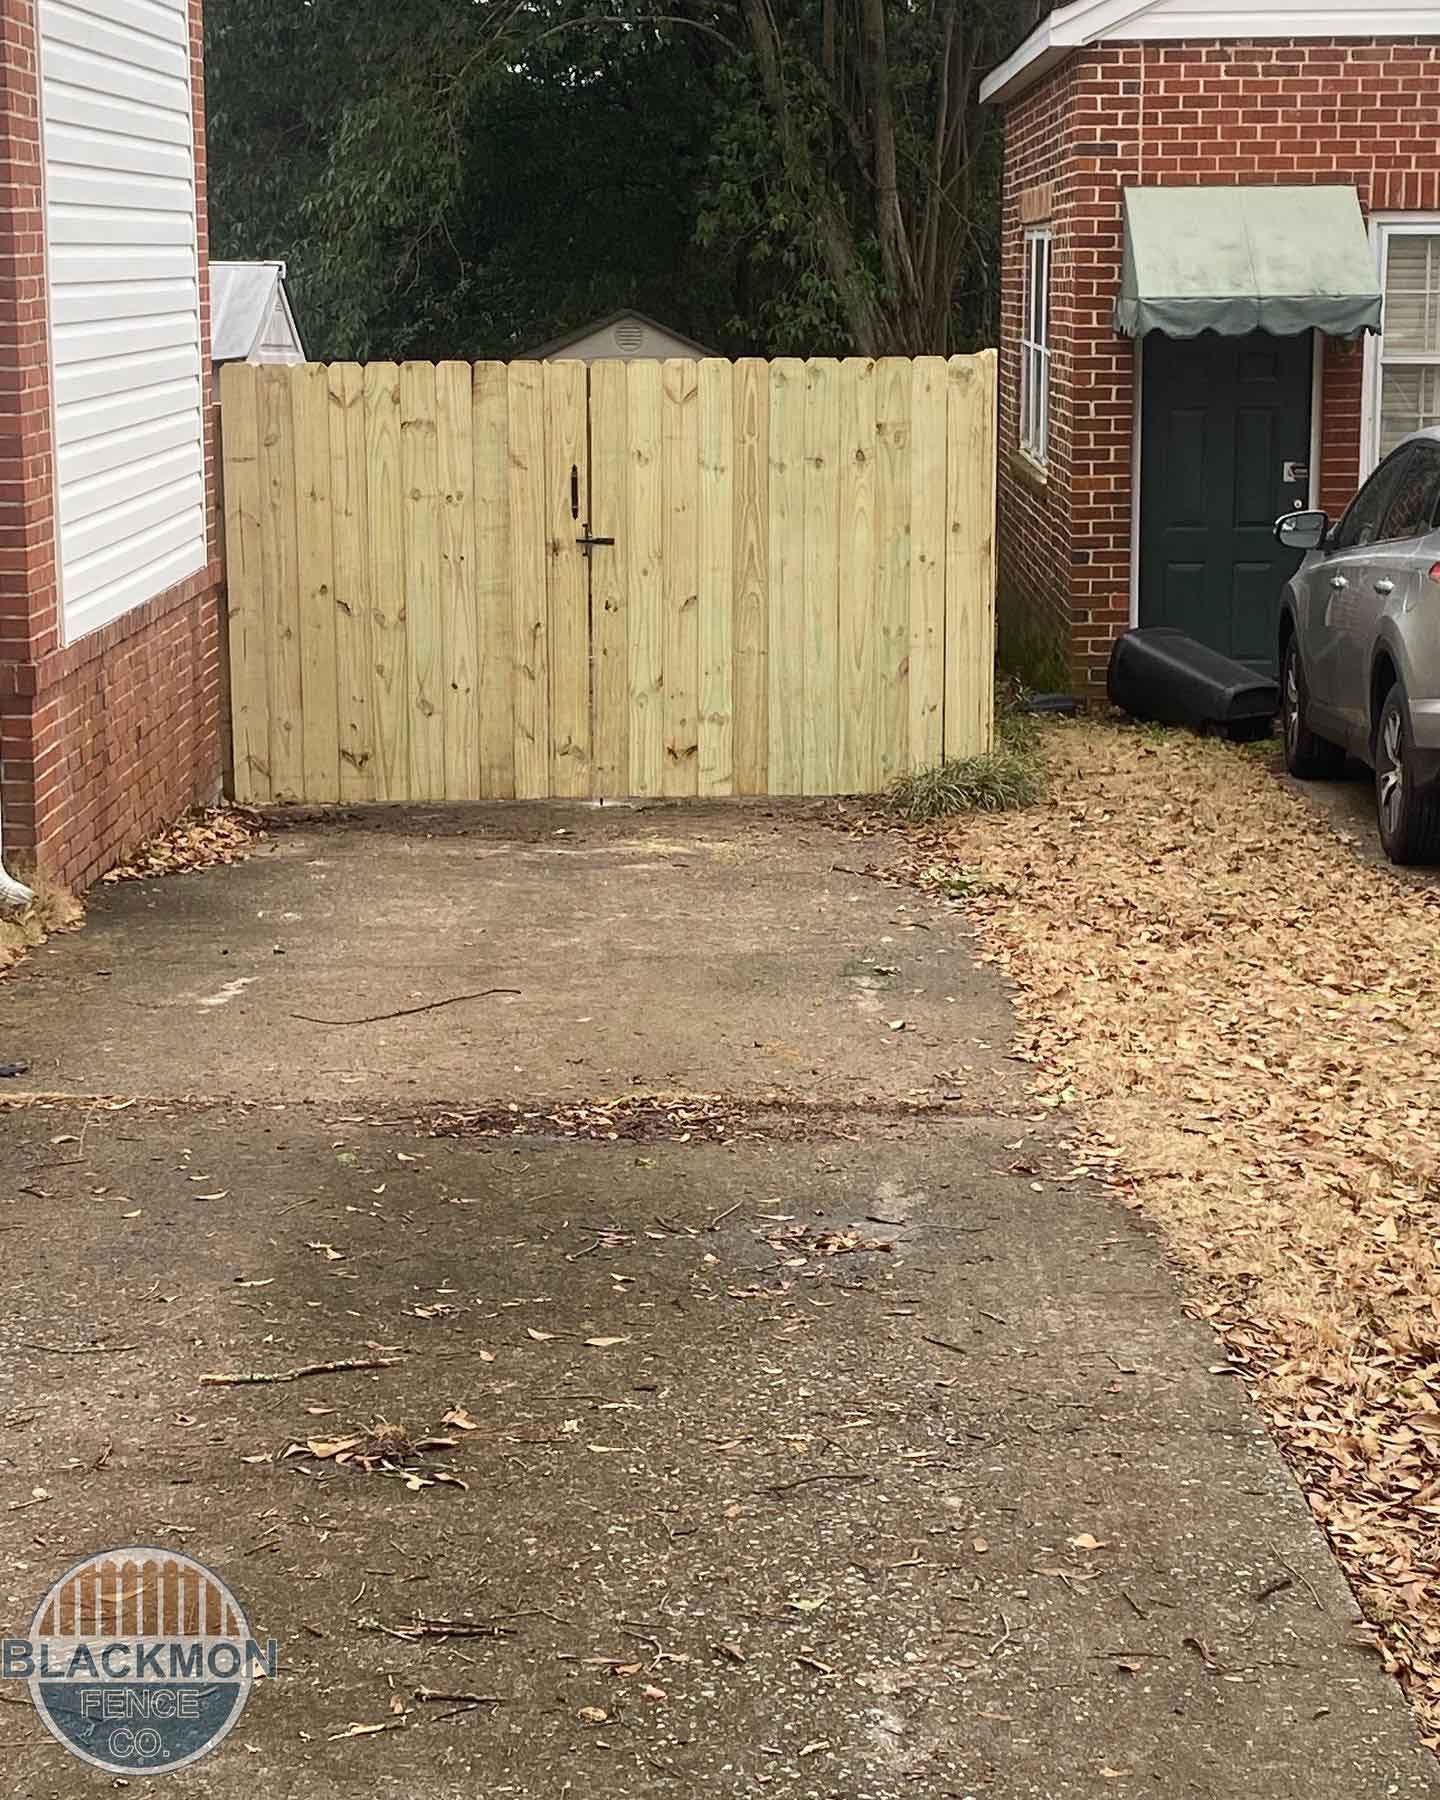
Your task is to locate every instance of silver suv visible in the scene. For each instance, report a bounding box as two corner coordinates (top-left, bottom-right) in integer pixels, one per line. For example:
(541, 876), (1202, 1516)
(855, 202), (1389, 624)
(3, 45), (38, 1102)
(1275, 428), (1440, 864)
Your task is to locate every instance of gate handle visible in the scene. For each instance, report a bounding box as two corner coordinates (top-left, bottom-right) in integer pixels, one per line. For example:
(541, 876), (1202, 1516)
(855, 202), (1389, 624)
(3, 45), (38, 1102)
(569, 464), (579, 521)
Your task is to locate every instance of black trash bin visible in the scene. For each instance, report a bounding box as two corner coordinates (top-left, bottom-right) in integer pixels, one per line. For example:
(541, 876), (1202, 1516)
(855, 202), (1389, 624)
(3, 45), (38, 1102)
(1107, 627), (1279, 741)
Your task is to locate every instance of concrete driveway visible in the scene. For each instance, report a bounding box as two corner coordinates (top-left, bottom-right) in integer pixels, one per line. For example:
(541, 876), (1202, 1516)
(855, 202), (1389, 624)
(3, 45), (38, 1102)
(0, 804), (1433, 1797)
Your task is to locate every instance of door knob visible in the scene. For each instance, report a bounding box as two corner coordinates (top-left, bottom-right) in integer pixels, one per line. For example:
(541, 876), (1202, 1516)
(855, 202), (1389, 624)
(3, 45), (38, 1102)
(1374, 578), (1396, 595)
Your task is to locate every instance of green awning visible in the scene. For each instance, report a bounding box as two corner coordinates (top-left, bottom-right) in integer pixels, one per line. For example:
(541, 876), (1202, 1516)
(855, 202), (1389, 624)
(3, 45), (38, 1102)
(1114, 185), (1382, 339)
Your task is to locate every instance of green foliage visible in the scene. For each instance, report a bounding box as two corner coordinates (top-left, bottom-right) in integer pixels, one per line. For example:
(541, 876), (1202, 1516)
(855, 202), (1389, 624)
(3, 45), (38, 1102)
(205, 0), (1027, 363)
(884, 712), (1046, 821)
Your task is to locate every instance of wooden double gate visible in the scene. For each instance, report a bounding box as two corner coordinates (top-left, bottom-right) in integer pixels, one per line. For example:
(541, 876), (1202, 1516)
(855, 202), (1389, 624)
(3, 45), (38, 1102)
(220, 353), (996, 804)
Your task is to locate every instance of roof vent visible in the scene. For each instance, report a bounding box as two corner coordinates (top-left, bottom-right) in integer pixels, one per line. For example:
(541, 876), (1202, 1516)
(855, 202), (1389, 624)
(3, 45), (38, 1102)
(613, 319), (644, 354)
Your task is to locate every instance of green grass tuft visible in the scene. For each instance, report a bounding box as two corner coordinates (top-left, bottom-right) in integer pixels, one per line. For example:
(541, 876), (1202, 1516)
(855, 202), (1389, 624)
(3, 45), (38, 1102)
(885, 717), (1045, 822)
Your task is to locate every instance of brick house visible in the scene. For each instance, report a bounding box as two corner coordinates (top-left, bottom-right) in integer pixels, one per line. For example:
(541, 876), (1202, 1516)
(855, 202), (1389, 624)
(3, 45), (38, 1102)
(981, 3), (1440, 692)
(0, 0), (222, 893)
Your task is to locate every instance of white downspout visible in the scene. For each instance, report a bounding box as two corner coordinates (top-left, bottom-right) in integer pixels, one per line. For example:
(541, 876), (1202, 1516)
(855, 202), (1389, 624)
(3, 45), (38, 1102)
(0, 795), (35, 916)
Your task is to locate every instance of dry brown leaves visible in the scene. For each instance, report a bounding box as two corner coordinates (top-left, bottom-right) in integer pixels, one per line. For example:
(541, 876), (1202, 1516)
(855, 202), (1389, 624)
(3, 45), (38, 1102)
(100, 807), (263, 884)
(874, 719), (1440, 1744)
(426, 1095), (740, 1143)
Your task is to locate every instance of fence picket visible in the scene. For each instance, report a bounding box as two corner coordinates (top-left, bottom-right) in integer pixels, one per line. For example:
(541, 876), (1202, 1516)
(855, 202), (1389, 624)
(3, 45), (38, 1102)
(732, 358), (769, 794)
(766, 358), (806, 794)
(507, 362), (549, 798)
(626, 361), (665, 797)
(944, 351), (997, 761)
(220, 364), (269, 802)
(590, 359), (630, 794)
(293, 363), (339, 802)
(363, 363), (408, 800)
(874, 357), (913, 788)
(837, 357), (877, 792)
(697, 359), (735, 796)
(436, 361), (479, 801)
(257, 364), (304, 800)
(802, 359), (840, 793)
(908, 357), (947, 770)
(473, 362), (514, 798)
(401, 362), (445, 800)
(327, 363), (376, 801)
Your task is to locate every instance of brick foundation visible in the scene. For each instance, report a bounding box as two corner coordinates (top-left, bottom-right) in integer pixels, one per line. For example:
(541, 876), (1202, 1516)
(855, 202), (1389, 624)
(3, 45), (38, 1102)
(995, 37), (1440, 692)
(0, 0), (223, 890)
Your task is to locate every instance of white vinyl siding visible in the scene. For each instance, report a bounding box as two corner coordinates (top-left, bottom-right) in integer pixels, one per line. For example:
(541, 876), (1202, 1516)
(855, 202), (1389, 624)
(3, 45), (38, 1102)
(1020, 228), (1051, 466)
(40, 0), (206, 643)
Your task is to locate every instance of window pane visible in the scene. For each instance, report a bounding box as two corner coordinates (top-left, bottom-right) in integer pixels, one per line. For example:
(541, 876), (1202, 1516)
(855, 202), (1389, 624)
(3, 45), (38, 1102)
(1384, 235), (1440, 354)
(1379, 444), (1440, 540)
(1334, 449), (1410, 551)
(1379, 366), (1440, 457)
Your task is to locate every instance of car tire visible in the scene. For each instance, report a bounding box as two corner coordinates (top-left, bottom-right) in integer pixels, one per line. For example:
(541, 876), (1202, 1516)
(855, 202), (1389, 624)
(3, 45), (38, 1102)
(1375, 683), (1440, 865)
(1281, 635), (1345, 779)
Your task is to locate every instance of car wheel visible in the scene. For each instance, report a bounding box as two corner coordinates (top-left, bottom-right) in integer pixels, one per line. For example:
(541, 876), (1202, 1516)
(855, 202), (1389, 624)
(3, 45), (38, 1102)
(1281, 636), (1344, 779)
(1375, 683), (1440, 865)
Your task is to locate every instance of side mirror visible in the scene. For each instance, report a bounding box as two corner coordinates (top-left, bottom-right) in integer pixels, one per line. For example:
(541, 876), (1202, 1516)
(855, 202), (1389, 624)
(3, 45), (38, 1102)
(1274, 509), (1329, 553)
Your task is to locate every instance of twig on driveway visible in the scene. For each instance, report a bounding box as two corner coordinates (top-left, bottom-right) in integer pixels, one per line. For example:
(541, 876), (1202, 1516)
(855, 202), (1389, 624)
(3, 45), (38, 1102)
(763, 1471), (872, 1498)
(21, 1340), (138, 1355)
(289, 988), (520, 1026)
(200, 1355), (403, 1386)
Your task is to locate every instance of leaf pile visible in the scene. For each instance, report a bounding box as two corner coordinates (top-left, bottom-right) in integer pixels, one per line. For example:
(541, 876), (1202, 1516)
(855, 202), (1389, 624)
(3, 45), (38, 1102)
(278, 1413), (471, 1492)
(100, 807), (263, 884)
(426, 1095), (742, 1144)
(875, 720), (1440, 1745)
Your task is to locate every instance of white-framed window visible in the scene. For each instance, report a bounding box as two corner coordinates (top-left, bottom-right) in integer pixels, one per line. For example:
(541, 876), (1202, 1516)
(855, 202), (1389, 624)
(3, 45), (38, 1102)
(1365, 218), (1440, 471)
(1020, 227), (1051, 465)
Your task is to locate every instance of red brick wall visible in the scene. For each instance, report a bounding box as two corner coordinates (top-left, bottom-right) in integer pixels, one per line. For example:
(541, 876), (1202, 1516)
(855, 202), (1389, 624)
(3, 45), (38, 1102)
(996, 37), (1440, 692)
(0, 0), (223, 890)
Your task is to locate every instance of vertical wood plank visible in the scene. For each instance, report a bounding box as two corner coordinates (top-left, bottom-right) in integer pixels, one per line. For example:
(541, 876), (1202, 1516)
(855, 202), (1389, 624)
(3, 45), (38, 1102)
(874, 356), (913, 784)
(662, 360), (700, 795)
(293, 363), (339, 802)
(473, 362), (515, 798)
(944, 350), (998, 760)
(363, 362), (408, 800)
(908, 356), (947, 770)
(436, 361), (479, 799)
(401, 361), (444, 800)
(507, 361), (549, 798)
(257, 364), (303, 800)
(836, 357), (876, 792)
(219, 364), (269, 802)
(626, 360), (665, 797)
(732, 358), (769, 794)
(697, 358), (734, 795)
(590, 358), (630, 796)
(544, 359), (590, 796)
(328, 363), (376, 801)
(766, 357), (806, 794)
(802, 358), (840, 793)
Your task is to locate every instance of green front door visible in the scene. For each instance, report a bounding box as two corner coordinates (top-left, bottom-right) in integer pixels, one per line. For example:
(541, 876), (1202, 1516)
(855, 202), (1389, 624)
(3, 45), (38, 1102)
(1139, 330), (1313, 675)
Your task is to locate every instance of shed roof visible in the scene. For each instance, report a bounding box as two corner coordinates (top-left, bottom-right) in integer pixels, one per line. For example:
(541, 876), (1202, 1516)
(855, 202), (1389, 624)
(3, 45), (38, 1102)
(522, 309), (715, 361)
(210, 261), (305, 362)
(981, 0), (1439, 107)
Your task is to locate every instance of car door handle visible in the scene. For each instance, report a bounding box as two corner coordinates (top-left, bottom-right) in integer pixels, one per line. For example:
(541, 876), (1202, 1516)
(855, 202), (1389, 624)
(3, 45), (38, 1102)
(1374, 578), (1396, 595)
(1329, 576), (1348, 590)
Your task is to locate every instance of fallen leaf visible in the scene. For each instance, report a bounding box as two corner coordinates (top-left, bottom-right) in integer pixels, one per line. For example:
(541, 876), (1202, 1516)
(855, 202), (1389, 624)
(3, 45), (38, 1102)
(443, 1407), (482, 1431)
(577, 1706), (608, 1724)
(584, 1336), (631, 1349)
(1068, 1532), (1109, 1552)
(526, 1328), (556, 1342)
(307, 1242), (345, 1262)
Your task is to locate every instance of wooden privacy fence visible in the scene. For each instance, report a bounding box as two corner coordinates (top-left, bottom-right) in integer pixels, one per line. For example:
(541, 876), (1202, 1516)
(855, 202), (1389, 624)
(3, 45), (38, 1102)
(220, 353), (996, 804)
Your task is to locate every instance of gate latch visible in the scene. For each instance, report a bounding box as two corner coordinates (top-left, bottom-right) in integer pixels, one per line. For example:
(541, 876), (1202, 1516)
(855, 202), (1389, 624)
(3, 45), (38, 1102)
(575, 523), (615, 558)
